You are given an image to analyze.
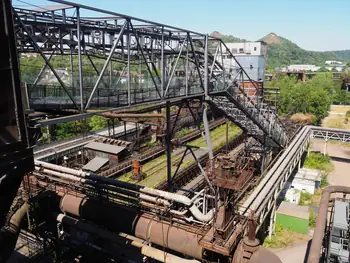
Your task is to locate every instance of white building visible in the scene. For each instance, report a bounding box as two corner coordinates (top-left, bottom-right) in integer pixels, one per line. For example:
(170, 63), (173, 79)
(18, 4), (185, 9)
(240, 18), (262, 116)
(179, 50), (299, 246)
(285, 188), (301, 204)
(291, 168), (321, 194)
(223, 42), (268, 57)
(325, 60), (346, 72)
(287, 65), (320, 72)
(217, 42), (267, 81)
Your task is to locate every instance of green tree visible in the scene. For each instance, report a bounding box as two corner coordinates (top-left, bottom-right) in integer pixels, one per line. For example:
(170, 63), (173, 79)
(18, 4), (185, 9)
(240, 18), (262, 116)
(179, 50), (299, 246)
(89, 115), (108, 132)
(267, 73), (333, 122)
(317, 67), (329, 72)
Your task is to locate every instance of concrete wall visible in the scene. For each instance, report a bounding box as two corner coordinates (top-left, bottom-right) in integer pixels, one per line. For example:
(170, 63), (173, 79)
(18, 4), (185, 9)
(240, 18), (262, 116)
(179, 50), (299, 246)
(235, 55), (265, 81)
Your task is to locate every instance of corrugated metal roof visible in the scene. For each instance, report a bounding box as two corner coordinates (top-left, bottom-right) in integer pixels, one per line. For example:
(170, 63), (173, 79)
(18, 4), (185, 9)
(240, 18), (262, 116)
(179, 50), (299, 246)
(277, 202), (309, 220)
(333, 200), (349, 231)
(84, 142), (126, 155)
(295, 168), (321, 181)
(83, 157), (109, 172)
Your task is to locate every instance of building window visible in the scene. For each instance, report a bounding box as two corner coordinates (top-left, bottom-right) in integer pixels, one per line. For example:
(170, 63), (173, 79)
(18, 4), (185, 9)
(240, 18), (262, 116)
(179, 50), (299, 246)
(231, 48), (237, 54)
(239, 48), (244, 53)
(254, 46), (257, 51)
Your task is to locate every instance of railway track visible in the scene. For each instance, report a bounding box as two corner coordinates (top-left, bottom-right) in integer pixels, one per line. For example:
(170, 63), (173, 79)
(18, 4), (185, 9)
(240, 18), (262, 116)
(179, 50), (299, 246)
(99, 118), (227, 177)
(155, 133), (247, 191)
(157, 119), (303, 195)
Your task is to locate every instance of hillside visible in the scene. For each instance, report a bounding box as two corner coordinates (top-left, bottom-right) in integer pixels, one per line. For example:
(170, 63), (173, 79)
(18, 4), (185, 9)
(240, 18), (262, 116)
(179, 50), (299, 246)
(261, 33), (350, 67)
(211, 31), (350, 67)
(210, 31), (247, 43)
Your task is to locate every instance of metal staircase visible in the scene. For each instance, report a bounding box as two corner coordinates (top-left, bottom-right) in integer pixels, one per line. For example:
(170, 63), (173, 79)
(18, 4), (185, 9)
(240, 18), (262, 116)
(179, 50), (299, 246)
(208, 79), (288, 148)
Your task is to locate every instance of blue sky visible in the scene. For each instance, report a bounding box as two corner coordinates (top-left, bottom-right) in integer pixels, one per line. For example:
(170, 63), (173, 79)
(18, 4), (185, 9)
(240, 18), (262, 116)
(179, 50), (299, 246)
(14, 0), (350, 51)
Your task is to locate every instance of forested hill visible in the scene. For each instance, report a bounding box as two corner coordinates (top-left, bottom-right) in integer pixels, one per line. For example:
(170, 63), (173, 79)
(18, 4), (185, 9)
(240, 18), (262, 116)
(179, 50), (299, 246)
(210, 31), (350, 68)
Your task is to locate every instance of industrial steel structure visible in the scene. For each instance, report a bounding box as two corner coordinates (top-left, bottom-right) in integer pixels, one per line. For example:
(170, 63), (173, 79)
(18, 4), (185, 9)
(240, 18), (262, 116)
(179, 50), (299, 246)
(14, 0), (287, 148)
(2, 1), (350, 263)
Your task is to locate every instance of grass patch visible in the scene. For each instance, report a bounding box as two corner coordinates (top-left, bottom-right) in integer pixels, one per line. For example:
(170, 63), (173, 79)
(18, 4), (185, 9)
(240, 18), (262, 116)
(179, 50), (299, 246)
(187, 122), (241, 149)
(117, 122), (241, 187)
(263, 224), (308, 248)
(324, 118), (346, 129)
(303, 152), (334, 173)
(141, 141), (157, 148)
(299, 191), (313, 206)
(175, 127), (191, 137)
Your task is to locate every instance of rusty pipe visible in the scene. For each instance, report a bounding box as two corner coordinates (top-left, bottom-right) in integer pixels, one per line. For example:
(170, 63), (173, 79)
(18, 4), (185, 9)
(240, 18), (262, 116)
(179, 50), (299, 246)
(59, 193), (204, 259)
(35, 161), (213, 222)
(57, 214), (199, 263)
(135, 215), (203, 259)
(0, 203), (29, 262)
(308, 185), (350, 263)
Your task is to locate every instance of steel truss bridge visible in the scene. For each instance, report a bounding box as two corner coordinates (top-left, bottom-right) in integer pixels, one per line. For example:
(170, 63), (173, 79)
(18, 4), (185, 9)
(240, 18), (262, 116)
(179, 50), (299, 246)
(2, 1), (350, 262)
(14, 0), (287, 148)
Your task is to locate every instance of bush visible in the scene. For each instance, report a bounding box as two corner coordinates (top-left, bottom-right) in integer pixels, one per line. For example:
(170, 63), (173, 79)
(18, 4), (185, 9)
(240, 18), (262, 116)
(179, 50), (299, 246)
(299, 191), (313, 206)
(346, 110), (350, 117)
(303, 152), (334, 173)
(320, 175), (329, 188)
(309, 209), (317, 228)
(263, 224), (295, 248)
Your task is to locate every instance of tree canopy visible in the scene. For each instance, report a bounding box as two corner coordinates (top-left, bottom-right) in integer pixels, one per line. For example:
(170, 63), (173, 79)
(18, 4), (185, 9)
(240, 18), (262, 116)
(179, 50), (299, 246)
(267, 73), (348, 123)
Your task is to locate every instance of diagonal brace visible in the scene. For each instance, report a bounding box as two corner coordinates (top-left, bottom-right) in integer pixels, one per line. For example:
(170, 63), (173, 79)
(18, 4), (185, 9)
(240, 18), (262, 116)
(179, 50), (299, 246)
(128, 21), (161, 98)
(84, 20), (127, 110)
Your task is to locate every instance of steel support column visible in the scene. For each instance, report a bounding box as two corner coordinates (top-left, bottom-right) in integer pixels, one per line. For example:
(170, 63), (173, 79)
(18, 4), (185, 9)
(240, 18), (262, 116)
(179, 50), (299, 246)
(161, 26), (165, 98)
(166, 101), (172, 192)
(185, 37), (189, 96)
(76, 7), (84, 111)
(69, 48), (74, 88)
(268, 200), (276, 239)
(127, 20), (131, 105)
(204, 35), (208, 97)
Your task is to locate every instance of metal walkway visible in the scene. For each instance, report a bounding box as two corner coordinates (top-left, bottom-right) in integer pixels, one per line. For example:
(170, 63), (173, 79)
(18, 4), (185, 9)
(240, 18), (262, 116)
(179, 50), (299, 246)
(14, 0), (287, 148)
(34, 123), (138, 161)
(239, 126), (350, 230)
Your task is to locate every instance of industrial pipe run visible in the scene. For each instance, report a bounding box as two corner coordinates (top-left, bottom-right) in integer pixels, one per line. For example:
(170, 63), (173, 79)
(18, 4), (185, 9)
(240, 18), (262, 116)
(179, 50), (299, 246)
(34, 160), (281, 262)
(34, 160), (215, 223)
(59, 193), (204, 260)
(307, 185), (350, 263)
(56, 213), (200, 263)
